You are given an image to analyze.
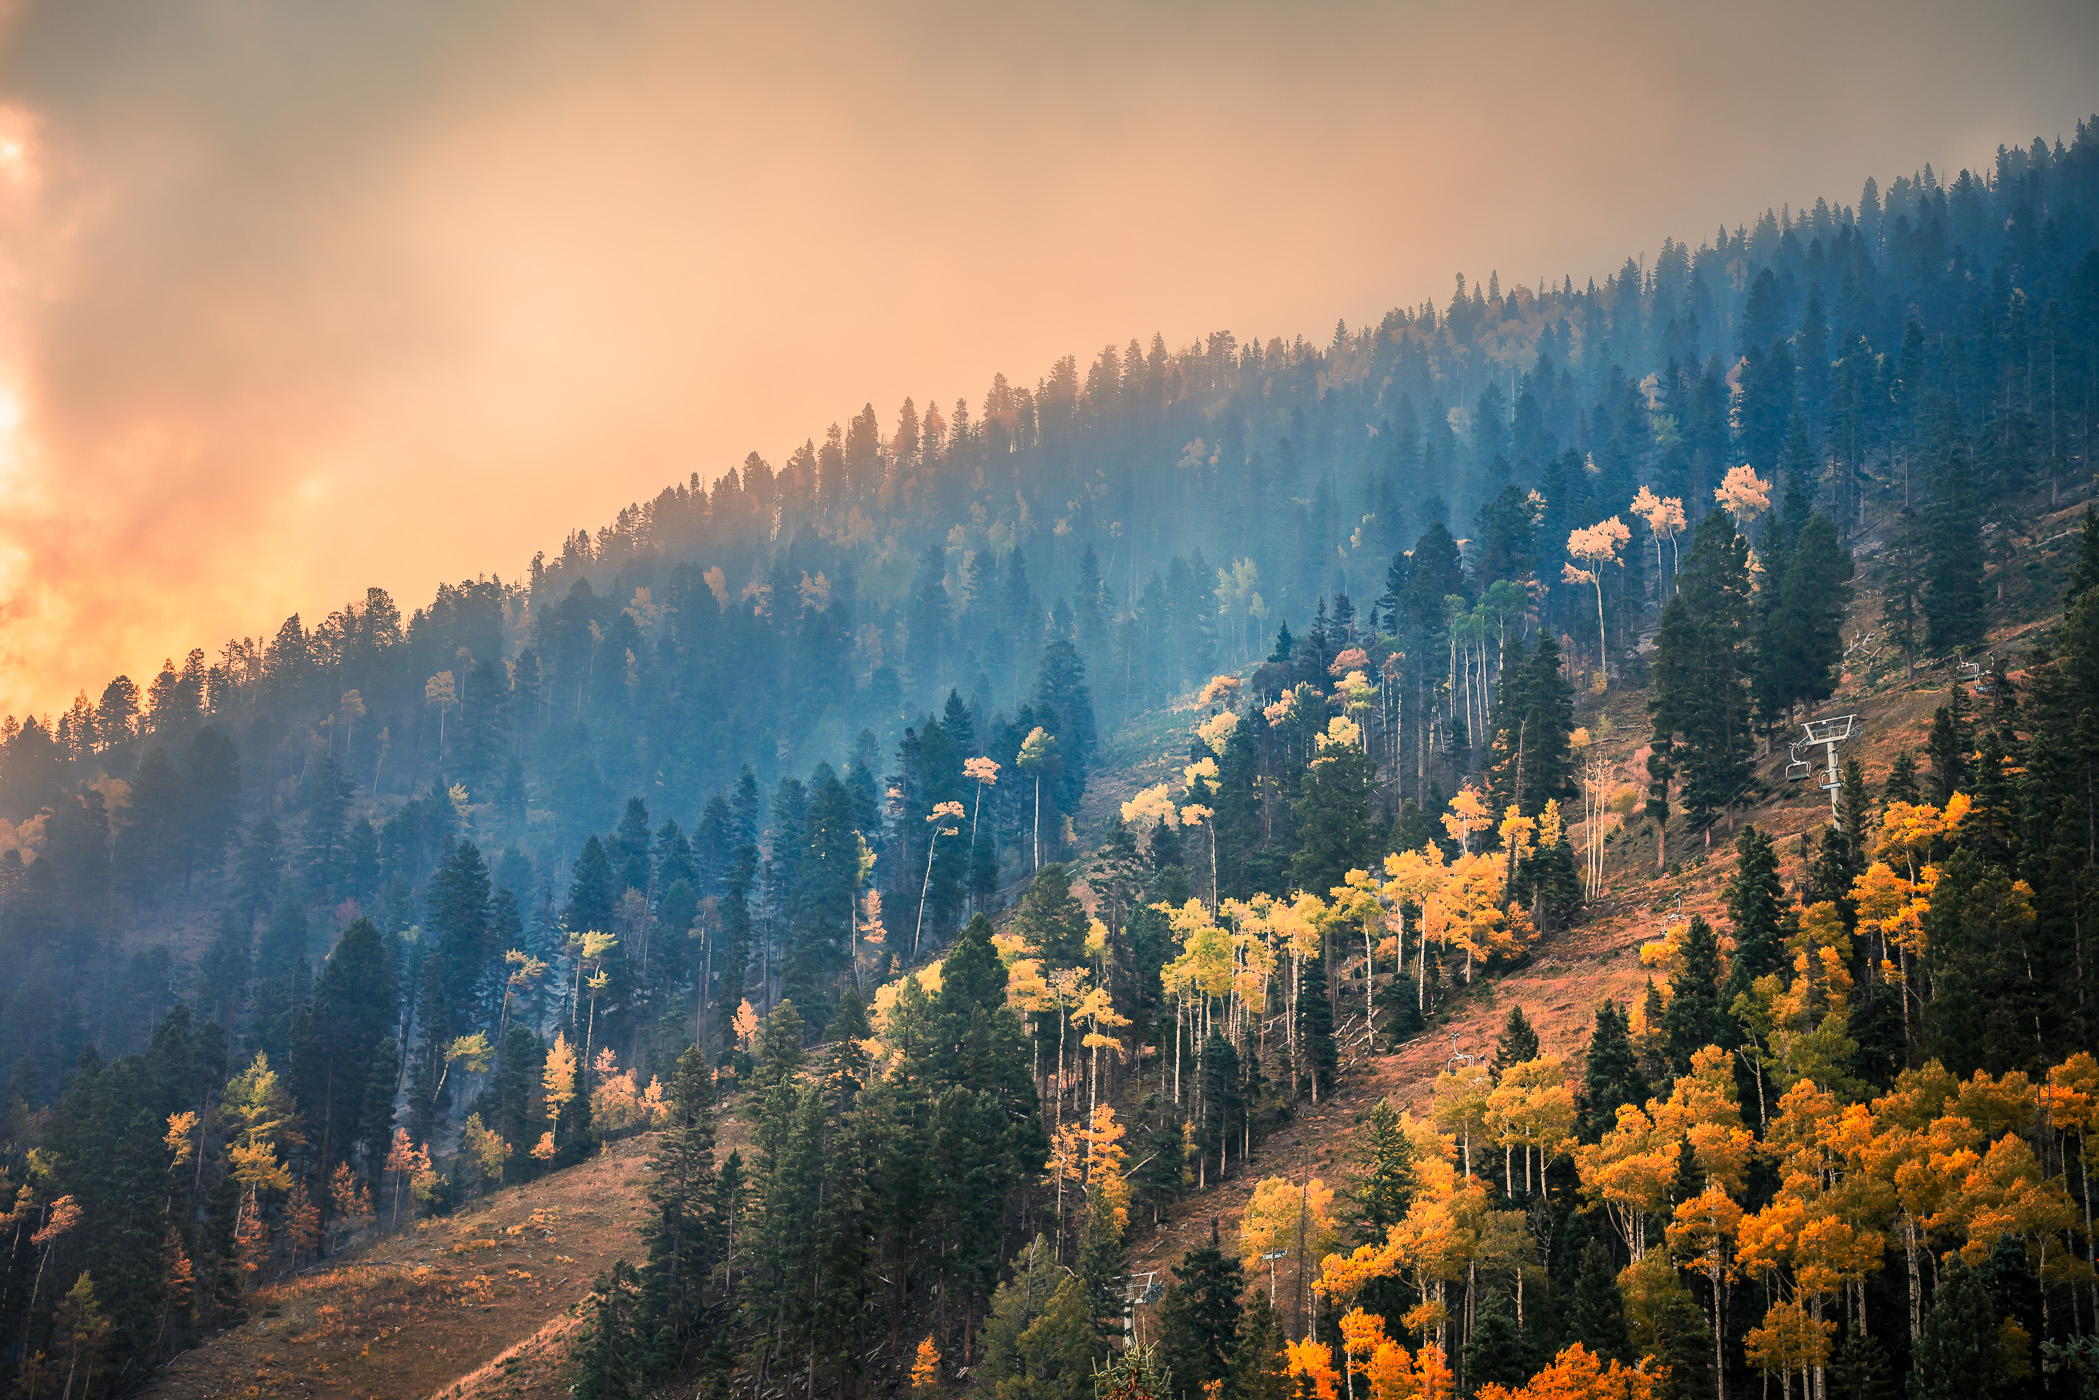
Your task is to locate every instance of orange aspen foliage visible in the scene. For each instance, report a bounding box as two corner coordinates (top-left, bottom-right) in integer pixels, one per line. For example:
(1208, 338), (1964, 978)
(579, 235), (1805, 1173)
(1474, 1343), (1658, 1400)
(1286, 1337), (1343, 1400)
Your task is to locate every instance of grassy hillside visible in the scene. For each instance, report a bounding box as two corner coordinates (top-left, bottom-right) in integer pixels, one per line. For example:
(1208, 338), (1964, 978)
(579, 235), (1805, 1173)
(143, 1136), (658, 1400)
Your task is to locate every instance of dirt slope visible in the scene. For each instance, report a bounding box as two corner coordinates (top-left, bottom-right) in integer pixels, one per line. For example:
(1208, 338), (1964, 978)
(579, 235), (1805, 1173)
(145, 1135), (658, 1400)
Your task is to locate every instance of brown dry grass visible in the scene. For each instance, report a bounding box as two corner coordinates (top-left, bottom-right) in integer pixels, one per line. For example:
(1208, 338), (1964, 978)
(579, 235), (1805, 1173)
(144, 1134), (658, 1400)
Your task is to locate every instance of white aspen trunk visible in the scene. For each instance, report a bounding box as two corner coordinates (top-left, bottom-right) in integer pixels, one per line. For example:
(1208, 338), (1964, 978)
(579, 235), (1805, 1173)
(1365, 921), (1375, 1034)
(1594, 576), (1608, 683)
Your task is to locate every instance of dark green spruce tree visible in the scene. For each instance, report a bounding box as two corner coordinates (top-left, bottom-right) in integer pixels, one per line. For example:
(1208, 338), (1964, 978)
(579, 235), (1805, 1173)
(1923, 410), (1989, 654)
(1155, 1219), (1244, 1400)
(1650, 510), (1755, 827)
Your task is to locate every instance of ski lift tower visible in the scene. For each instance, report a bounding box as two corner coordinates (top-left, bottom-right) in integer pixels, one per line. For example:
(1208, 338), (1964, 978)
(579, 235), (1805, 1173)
(1799, 714), (1859, 821)
(1120, 1271), (1163, 1350)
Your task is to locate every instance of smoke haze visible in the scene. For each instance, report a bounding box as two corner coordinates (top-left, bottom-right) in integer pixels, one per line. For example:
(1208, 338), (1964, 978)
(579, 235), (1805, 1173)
(0, 0), (2093, 714)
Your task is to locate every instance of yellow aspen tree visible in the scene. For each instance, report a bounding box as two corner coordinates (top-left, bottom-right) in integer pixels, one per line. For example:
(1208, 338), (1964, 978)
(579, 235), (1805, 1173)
(1072, 984), (1132, 1131)
(910, 1335), (941, 1394)
(1222, 897), (1278, 1052)
(1630, 486), (1687, 590)
(1850, 861), (1935, 1045)
(1440, 788), (1491, 855)
(1287, 1337), (1343, 1400)
(1496, 807), (1537, 906)
(1563, 517), (1630, 679)
(963, 755), (999, 881)
(1381, 846), (1447, 1015)
(1424, 855), (1504, 984)
(1261, 891), (1327, 1093)
(383, 1127), (427, 1227)
(1387, 1172), (1492, 1353)
(1005, 955), (1052, 1091)
(542, 1031), (578, 1147)
(1473, 1208), (1542, 1331)
(1668, 1182), (1743, 1392)
(1121, 782), (1180, 832)
(1574, 1104), (1676, 1260)
(1242, 1175), (1341, 1334)
(2042, 1054), (2099, 1267)
(1765, 903), (1861, 1091)
(222, 1053), (296, 1272)
(913, 800), (965, 956)
(1322, 870), (1388, 1039)
(1017, 726), (1056, 870)
(1182, 803), (1219, 909)
(1743, 1300), (1834, 1394)
(1337, 1309), (1459, 1400)
(498, 949), (548, 1045)
(1713, 465), (1772, 526)
(1485, 1057), (1576, 1197)
(1874, 794), (1972, 881)
(1431, 1065), (1493, 1179)
(1045, 964), (1090, 1131)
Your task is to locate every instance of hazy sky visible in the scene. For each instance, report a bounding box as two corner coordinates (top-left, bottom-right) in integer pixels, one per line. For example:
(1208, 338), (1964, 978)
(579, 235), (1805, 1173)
(0, 0), (2093, 717)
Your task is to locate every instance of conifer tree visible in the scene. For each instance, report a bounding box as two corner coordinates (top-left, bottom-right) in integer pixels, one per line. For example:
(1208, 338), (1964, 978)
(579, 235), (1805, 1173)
(1760, 513), (1855, 722)
(1290, 740), (1376, 897)
(1569, 1240), (1632, 1364)
(1660, 917), (1727, 1072)
(1831, 1333), (1899, 1400)
(1723, 827), (1786, 1004)
(1491, 1005), (1540, 1079)
(1462, 1297), (1533, 1393)
(1076, 1179), (1127, 1344)
(1577, 1002), (1647, 1142)
(1649, 510), (1754, 824)
(1485, 630), (1577, 816)
(640, 1044), (720, 1365)
(1344, 1100), (1420, 1255)
(1911, 1260), (2009, 1400)
(1967, 726), (2018, 867)
(288, 918), (397, 1181)
(2065, 504), (2099, 605)
(1926, 684), (1973, 803)
(1014, 865), (1091, 969)
(1297, 954), (1338, 1102)
(1155, 1219), (1243, 1400)
(1837, 756), (1872, 868)
(1882, 749), (1921, 805)
(983, 1236), (1063, 1386)
(1884, 507), (1925, 678)
(1009, 1276), (1104, 1400)
(573, 1260), (650, 1400)
(567, 836), (617, 936)
(1233, 1289), (1291, 1400)
(1924, 413), (1988, 653)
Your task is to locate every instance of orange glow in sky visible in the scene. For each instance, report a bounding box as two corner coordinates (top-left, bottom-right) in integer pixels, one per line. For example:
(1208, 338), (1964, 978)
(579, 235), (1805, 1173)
(0, 0), (2094, 716)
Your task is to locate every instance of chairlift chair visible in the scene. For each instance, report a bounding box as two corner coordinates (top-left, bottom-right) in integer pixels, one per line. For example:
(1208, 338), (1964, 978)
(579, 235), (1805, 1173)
(1445, 1031), (1475, 1072)
(1784, 738), (1813, 780)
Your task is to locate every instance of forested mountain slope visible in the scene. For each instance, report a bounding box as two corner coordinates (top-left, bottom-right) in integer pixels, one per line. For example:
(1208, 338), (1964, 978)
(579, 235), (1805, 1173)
(5, 121), (2099, 1399)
